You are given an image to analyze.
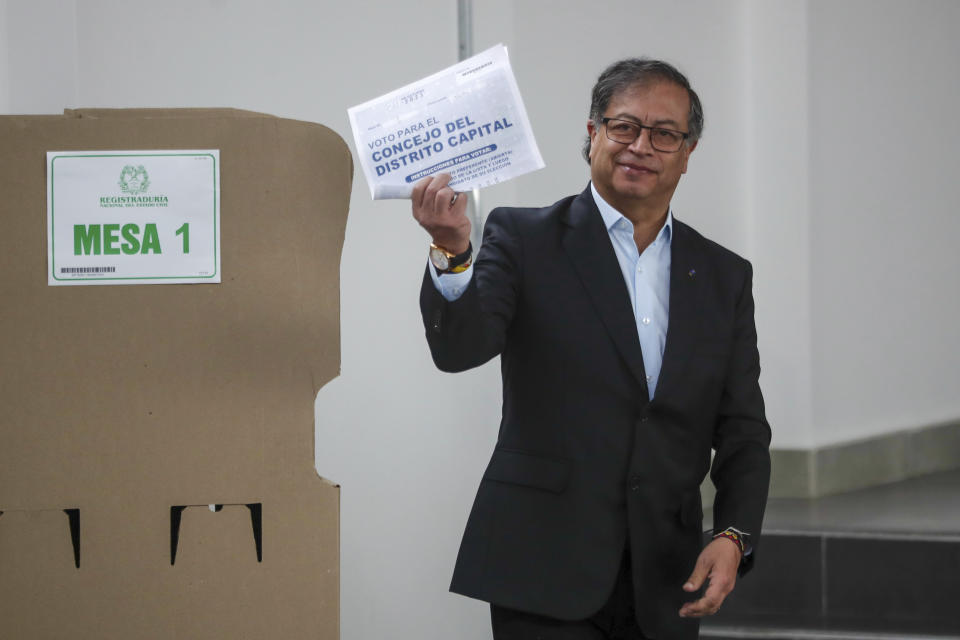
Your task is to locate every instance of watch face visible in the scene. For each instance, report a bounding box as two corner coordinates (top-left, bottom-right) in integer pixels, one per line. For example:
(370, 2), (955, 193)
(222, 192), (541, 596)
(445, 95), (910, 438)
(430, 246), (450, 271)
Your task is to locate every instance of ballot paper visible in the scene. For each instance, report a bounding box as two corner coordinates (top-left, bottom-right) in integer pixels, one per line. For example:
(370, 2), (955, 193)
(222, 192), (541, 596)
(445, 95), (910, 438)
(348, 44), (544, 199)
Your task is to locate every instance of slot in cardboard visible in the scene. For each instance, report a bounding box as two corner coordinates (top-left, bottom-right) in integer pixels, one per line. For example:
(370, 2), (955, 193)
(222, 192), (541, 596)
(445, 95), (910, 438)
(171, 503), (263, 565)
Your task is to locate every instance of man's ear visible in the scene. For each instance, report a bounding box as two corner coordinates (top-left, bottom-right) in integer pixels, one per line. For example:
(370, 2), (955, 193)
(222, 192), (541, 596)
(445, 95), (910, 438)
(681, 139), (697, 174)
(585, 120), (599, 162)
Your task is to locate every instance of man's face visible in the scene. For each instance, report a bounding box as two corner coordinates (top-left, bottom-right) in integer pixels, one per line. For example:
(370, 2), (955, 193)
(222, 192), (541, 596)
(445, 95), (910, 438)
(587, 81), (696, 215)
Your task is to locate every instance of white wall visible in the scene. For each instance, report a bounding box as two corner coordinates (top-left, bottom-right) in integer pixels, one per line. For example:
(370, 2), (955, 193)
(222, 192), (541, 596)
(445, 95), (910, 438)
(3, 0), (77, 112)
(471, 0), (816, 448)
(3, 2), (959, 639)
(808, 0), (960, 446)
(0, 1), (9, 112)
(740, 0), (814, 448)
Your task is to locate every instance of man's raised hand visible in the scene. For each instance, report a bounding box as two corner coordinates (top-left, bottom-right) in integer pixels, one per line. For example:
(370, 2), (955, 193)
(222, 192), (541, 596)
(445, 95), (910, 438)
(411, 173), (471, 254)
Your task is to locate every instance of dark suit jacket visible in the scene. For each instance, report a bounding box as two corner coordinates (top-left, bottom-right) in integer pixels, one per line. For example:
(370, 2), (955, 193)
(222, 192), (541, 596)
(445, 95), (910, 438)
(420, 186), (771, 639)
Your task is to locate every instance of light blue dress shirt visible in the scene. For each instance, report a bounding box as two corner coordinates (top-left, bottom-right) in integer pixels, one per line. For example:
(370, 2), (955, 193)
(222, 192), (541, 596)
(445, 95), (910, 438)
(590, 183), (672, 400)
(430, 183), (673, 399)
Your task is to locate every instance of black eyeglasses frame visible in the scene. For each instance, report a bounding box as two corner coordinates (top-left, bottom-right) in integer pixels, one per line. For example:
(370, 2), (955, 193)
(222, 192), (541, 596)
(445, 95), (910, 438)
(600, 117), (690, 153)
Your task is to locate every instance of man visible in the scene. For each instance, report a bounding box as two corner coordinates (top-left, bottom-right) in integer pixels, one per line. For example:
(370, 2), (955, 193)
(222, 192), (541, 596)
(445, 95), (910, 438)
(411, 58), (770, 640)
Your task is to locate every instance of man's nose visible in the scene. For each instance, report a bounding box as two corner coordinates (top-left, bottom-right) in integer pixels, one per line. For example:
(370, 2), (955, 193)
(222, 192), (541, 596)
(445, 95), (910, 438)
(627, 127), (655, 153)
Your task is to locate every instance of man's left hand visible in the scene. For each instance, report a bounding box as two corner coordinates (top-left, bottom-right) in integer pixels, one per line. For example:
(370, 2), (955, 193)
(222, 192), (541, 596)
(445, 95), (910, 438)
(678, 537), (741, 617)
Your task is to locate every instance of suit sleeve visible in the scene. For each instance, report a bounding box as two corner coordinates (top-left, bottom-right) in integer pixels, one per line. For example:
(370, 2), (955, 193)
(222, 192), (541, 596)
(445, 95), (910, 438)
(709, 261), (771, 575)
(419, 207), (522, 372)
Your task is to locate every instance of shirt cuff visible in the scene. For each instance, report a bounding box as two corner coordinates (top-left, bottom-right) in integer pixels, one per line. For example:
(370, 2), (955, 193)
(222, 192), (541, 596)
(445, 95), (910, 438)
(428, 260), (473, 301)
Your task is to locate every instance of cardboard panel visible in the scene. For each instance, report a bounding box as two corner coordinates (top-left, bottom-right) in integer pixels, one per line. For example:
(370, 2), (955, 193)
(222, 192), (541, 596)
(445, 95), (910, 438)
(0, 509), (78, 570)
(0, 510), (83, 639)
(0, 109), (349, 638)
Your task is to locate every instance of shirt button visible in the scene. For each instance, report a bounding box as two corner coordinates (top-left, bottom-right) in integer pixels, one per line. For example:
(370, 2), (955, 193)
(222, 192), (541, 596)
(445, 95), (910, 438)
(646, 375), (652, 382)
(641, 317), (651, 325)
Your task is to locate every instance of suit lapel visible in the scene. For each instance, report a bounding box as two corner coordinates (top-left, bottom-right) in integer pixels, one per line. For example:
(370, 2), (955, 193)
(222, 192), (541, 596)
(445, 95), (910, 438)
(561, 188), (649, 395)
(656, 219), (704, 400)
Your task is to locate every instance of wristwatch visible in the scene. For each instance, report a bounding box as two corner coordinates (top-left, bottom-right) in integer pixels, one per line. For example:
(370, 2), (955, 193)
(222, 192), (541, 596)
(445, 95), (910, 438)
(429, 242), (473, 274)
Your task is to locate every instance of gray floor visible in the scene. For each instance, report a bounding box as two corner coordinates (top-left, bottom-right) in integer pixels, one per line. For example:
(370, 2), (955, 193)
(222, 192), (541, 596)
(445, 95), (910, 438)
(760, 468), (960, 537)
(705, 468), (960, 537)
(704, 470), (960, 538)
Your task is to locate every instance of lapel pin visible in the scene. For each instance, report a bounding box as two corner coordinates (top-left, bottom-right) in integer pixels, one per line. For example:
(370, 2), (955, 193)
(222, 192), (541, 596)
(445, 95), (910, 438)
(688, 269), (696, 278)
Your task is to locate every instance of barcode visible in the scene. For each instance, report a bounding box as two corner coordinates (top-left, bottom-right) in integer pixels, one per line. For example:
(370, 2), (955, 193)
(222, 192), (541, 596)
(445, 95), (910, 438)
(60, 267), (116, 274)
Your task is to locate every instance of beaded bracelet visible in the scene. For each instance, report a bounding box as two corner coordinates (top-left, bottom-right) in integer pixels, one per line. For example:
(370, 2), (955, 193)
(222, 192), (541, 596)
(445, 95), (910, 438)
(713, 528), (746, 555)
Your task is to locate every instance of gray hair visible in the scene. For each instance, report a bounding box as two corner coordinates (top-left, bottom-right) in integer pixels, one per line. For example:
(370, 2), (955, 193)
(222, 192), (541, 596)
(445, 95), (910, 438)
(582, 58), (703, 163)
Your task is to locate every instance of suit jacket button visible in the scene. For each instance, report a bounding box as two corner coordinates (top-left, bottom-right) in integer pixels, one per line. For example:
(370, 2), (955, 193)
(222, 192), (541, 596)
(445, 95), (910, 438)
(629, 475), (642, 491)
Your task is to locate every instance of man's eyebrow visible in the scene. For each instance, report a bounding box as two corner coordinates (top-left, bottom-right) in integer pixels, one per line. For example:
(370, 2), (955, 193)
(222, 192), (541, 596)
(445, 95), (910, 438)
(610, 113), (684, 129)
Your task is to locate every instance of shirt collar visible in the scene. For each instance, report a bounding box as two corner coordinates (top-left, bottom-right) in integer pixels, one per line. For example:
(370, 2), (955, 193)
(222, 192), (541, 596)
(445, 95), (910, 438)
(590, 181), (673, 246)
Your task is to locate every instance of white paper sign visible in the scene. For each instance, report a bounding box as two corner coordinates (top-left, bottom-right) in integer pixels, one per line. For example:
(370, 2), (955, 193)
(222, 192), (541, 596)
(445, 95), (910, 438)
(348, 44), (544, 199)
(46, 150), (220, 286)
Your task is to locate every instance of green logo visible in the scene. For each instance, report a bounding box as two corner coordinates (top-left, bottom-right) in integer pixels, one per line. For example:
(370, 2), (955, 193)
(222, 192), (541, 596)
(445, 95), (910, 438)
(118, 165), (150, 195)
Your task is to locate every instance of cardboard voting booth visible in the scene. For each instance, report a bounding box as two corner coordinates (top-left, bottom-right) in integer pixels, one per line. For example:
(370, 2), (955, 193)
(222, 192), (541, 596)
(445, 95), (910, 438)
(0, 109), (350, 638)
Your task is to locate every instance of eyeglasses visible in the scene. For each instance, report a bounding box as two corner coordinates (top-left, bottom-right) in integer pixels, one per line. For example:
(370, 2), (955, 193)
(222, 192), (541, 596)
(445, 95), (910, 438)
(600, 117), (689, 153)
